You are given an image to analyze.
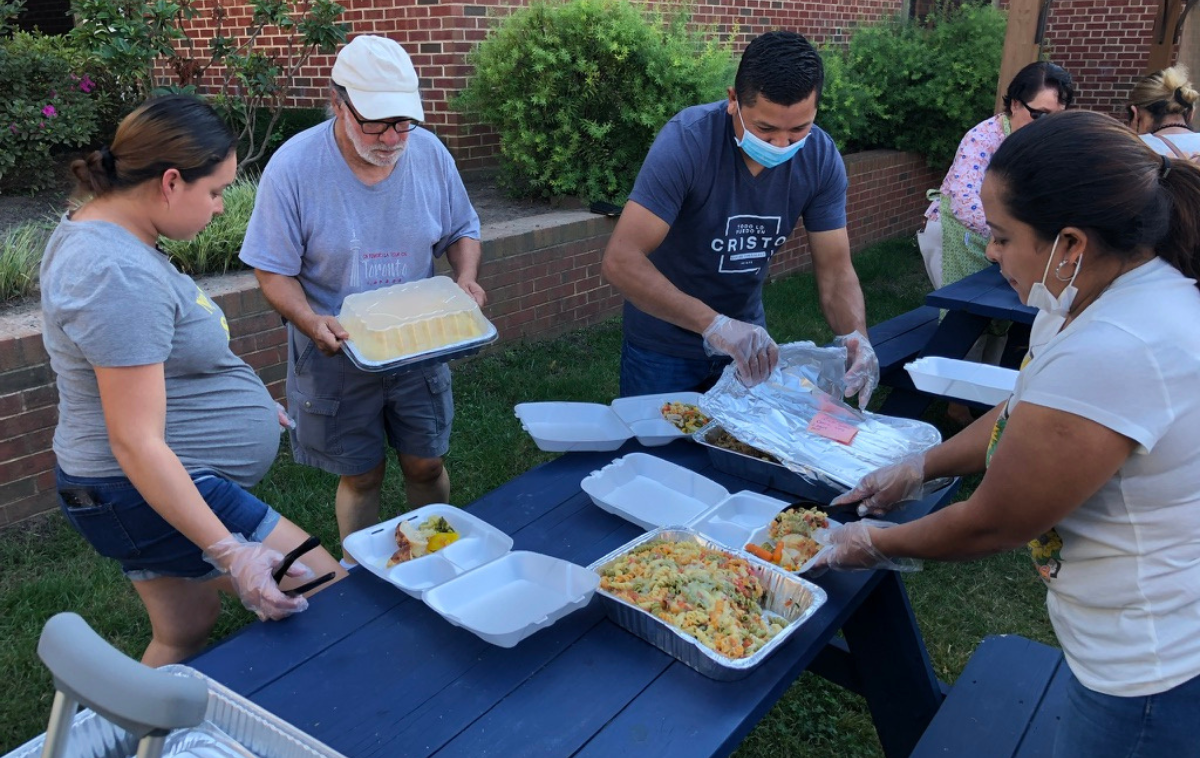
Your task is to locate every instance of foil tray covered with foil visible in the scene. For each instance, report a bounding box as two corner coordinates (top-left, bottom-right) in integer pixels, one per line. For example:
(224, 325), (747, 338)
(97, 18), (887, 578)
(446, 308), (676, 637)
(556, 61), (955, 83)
(587, 527), (827, 681)
(699, 342), (942, 490)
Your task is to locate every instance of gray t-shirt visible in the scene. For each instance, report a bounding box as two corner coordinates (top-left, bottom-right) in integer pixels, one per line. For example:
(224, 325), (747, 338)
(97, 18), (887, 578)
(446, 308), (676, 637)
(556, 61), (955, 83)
(40, 219), (280, 486)
(238, 120), (481, 315)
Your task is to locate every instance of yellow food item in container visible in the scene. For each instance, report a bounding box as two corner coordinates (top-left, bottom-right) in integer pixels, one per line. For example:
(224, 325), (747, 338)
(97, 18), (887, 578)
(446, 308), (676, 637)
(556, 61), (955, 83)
(660, 402), (710, 434)
(340, 276), (486, 362)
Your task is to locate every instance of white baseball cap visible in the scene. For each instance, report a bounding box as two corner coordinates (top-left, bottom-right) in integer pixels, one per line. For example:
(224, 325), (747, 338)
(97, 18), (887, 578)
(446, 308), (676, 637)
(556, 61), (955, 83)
(331, 35), (425, 122)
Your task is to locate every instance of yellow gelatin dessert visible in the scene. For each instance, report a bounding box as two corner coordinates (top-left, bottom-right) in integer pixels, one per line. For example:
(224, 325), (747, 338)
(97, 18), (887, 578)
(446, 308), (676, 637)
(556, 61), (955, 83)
(339, 276), (487, 362)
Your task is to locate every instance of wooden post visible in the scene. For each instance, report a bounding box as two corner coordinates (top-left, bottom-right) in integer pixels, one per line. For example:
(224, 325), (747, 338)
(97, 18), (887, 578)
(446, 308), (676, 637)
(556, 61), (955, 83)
(995, 0), (1045, 113)
(1148, 0), (1187, 73)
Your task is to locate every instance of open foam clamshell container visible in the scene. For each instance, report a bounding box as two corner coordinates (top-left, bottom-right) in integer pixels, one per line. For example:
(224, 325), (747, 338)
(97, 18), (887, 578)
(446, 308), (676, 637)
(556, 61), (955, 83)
(587, 528), (827, 680)
(580, 453), (838, 574)
(514, 391), (705, 451)
(905, 356), (1017, 406)
(343, 504), (598, 647)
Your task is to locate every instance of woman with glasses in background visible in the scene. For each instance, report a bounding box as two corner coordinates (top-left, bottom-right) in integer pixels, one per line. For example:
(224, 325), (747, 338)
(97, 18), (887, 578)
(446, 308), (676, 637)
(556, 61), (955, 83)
(919, 61), (1075, 425)
(1127, 66), (1200, 159)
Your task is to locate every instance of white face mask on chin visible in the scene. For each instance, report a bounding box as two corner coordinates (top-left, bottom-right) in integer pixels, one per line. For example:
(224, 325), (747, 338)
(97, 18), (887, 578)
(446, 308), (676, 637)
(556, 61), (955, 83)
(1024, 234), (1081, 358)
(1025, 233), (1081, 316)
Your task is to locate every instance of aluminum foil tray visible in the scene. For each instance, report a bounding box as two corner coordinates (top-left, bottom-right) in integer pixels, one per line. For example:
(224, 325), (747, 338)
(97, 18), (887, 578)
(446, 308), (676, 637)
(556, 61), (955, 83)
(587, 527), (827, 681)
(343, 320), (498, 374)
(4, 665), (346, 758)
(692, 423), (846, 503)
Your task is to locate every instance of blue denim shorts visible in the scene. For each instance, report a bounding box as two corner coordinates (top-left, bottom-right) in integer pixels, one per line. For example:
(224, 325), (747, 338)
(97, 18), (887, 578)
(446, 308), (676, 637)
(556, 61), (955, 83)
(619, 340), (731, 397)
(1054, 666), (1200, 758)
(56, 467), (281, 581)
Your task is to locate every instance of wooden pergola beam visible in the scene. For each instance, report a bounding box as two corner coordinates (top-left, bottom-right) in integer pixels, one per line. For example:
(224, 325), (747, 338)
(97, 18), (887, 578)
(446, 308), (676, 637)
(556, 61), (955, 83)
(994, 0), (1047, 113)
(1148, 0), (1187, 73)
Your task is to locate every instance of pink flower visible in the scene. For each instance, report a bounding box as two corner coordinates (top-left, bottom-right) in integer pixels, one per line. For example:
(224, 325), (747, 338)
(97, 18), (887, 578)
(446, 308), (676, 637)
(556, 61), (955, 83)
(42, 104), (57, 117)
(8, 124), (17, 134)
(79, 75), (94, 94)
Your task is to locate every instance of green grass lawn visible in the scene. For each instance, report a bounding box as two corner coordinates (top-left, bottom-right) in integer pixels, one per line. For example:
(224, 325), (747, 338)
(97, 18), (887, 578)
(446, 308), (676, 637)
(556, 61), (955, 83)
(0, 236), (1055, 756)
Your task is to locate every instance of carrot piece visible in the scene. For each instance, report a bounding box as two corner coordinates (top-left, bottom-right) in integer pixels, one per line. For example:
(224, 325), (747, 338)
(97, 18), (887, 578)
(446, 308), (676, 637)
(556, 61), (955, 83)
(745, 543), (774, 561)
(772, 540), (784, 564)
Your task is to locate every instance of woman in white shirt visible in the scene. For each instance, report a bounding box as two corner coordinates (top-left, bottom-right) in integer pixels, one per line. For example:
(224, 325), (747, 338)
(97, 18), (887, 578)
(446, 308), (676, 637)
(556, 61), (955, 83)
(820, 110), (1200, 757)
(1128, 65), (1200, 159)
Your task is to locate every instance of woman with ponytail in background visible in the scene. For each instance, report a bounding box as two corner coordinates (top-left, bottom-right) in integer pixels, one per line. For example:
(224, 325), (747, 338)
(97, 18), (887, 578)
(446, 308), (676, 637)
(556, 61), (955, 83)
(821, 110), (1200, 756)
(41, 95), (345, 666)
(1128, 65), (1200, 159)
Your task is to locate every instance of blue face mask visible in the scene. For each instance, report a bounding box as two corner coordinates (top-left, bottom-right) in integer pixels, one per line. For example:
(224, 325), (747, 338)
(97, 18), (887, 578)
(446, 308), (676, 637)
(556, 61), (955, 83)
(735, 104), (807, 168)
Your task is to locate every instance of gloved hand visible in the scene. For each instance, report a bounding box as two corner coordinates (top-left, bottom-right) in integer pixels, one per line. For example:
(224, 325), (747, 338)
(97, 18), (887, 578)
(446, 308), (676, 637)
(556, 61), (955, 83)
(834, 331), (879, 410)
(275, 402), (296, 430)
(204, 536), (311, 621)
(702, 314), (780, 387)
(814, 520), (922, 572)
(830, 453), (925, 517)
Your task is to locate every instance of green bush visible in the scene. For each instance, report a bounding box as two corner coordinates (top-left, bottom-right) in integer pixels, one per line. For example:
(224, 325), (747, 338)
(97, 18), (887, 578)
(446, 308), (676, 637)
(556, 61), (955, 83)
(815, 44), (877, 155)
(456, 0), (735, 203)
(0, 32), (100, 193)
(161, 176), (257, 275)
(250, 107), (329, 166)
(0, 219), (54, 303)
(836, 2), (1006, 166)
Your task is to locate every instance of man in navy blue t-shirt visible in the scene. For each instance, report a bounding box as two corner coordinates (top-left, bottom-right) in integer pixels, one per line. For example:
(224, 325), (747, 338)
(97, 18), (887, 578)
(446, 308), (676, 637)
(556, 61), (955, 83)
(601, 31), (878, 407)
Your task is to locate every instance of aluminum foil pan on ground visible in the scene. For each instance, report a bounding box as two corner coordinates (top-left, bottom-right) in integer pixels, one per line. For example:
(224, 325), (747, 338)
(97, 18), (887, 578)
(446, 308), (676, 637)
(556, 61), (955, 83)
(4, 665), (346, 758)
(587, 527), (827, 681)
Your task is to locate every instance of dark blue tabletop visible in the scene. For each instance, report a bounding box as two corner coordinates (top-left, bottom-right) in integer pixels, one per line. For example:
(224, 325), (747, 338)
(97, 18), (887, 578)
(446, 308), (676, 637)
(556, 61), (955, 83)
(879, 265), (1034, 418)
(925, 264), (1036, 326)
(187, 441), (958, 758)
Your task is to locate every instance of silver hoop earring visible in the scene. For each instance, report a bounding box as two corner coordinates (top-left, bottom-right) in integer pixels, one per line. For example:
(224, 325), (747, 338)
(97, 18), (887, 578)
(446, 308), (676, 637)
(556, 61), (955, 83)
(1054, 257), (1078, 282)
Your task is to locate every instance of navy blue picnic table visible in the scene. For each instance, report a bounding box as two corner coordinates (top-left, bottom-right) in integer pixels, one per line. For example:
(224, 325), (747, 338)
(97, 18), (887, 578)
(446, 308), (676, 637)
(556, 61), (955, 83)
(879, 264), (1037, 419)
(186, 440), (960, 758)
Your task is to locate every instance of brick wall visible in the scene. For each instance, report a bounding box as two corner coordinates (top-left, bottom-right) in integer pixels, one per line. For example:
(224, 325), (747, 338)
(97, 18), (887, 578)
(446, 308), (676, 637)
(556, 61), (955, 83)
(995, 0), (1165, 120)
(164, 0), (911, 172)
(0, 149), (936, 527)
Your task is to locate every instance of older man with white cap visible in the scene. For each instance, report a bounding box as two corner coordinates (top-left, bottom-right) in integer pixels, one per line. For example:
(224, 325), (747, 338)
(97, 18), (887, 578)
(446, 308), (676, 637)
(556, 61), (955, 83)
(239, 35), (485, 564)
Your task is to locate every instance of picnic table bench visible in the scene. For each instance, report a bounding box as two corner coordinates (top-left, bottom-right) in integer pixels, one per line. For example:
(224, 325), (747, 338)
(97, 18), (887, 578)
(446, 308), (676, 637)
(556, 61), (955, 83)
(873, 266), (1037, 419)
(911, 635), (1068, 758)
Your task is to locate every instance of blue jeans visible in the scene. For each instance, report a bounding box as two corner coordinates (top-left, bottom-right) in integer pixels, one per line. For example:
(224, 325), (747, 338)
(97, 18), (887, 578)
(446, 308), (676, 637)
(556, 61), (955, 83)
(619, 341), (730, 398)
(1054, 667), (1200, 758)
(56, 467), (281, 581)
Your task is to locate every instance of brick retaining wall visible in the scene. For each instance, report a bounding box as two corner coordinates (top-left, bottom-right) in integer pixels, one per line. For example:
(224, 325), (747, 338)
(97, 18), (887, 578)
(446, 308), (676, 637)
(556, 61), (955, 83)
(0, 149), (939, 527)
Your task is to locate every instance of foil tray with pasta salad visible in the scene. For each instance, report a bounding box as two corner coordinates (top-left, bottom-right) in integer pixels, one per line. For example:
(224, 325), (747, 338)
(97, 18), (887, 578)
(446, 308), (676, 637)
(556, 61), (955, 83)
(587, 527), (826, 680)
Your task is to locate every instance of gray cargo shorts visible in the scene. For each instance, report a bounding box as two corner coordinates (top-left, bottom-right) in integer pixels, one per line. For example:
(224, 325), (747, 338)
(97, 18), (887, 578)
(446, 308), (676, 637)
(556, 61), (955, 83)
(286, 327), (454, 476)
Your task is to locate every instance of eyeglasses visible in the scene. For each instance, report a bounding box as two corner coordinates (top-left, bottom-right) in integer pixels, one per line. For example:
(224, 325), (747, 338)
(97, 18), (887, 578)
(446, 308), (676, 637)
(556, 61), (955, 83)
(340, 98), (420, 135)
(1020, 100), (1054, 120)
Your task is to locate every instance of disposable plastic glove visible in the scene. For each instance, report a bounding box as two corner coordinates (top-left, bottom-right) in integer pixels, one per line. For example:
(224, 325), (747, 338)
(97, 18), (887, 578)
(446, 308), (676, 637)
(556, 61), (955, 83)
(830, 452), (925, 517)
(814, 520), (922, 572)
(203, 536), (311, 621)
(701, 314), (780, 387)
(835, 331), (879, 410)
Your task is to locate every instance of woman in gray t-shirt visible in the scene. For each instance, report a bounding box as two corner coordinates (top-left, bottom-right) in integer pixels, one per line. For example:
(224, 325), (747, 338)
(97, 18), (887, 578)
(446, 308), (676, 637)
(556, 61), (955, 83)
(41, 96), (343, 665)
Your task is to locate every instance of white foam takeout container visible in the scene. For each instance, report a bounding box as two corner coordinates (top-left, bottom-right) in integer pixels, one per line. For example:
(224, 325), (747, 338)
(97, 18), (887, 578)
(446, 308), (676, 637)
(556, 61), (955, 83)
(580, 453), (837, 573)
(514, 391), (705, 451)
(905, 357), (1017, 406)
(343, 504), (597, 647)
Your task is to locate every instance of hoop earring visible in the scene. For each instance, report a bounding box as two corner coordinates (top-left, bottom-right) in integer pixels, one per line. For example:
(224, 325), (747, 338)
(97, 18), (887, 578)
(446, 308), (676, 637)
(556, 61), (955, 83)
(1054, 257), (1078, 282)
